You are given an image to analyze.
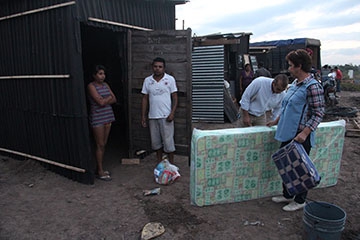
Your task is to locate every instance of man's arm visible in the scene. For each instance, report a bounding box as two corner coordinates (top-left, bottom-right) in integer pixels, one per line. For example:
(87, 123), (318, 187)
(267, 115), (280, 127)
(141, 94), (149, 127)
(241, 109), (252, 126)
(167, 92), (178, 122)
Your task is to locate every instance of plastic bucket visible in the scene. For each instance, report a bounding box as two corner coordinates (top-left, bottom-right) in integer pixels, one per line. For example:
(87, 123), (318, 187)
(303, 201), (346, 240)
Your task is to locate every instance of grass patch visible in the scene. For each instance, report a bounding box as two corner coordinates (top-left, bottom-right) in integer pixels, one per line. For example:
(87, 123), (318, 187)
(341, 82), (360, 91)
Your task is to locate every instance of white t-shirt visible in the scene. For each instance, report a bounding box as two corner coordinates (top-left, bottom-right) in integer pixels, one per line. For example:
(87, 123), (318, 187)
(240, 77), (285, 120)
(141, 73), (178, 119)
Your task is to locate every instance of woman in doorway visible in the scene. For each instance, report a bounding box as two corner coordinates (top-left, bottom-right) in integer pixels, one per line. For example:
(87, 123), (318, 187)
(87, 65), (117, 181)
(239, 63), (254, 96)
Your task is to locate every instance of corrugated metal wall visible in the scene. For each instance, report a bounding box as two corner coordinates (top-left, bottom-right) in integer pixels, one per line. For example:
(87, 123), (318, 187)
(77, 0), (176, 31)
(0, 0), (91, 183)
(0, 0), (180, 184)
(192, 45), (224, 123)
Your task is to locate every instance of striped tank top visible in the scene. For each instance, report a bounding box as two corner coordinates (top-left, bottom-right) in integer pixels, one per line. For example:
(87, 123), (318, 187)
(89, 82), (115, 127)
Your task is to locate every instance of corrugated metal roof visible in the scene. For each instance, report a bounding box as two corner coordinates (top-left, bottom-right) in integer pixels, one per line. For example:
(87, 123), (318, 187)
(250, 38), (321, 47)
(192, 45), (224, 123)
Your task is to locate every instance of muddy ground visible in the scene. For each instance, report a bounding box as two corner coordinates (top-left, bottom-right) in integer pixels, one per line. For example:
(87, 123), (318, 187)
(0, 91), (359, 240)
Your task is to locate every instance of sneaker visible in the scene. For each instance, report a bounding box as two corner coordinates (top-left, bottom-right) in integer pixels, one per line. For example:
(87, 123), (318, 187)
(282, 202), (305, 212)
(272, 196), (293, 203)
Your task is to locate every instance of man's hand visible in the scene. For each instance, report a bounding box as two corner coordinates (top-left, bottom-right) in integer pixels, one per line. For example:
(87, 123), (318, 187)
(242, 115), (251, 127)
(266, 121), (276, 127)
(166, 113), (174, 122)
(141, 117), (147, 127)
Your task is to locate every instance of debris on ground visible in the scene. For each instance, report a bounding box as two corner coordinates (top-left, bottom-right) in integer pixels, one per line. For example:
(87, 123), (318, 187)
(143, 188), (161, 196)
(121, 158), (140, 165)
(141, 222), (165, 240)
(243, 220), (264, 226)
(154, 159), (180, 185)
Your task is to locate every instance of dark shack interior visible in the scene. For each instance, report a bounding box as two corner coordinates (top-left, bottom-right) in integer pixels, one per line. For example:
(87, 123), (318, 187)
(80, 24), (129, 163)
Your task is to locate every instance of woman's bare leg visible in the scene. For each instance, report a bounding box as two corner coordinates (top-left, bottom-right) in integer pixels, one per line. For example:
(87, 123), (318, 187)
(92, 124), (111, 176)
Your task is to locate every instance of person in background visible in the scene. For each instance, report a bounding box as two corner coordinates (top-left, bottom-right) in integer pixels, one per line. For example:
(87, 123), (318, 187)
(224, 80), (237, 104)
(224, 80), (232, 98)
(87, 65), (117, 181)
(305, 48), (321, 82)
(141, 57), (178, 164)
(239, 63), (254, 96)
(334, 66), (343, 93)
(238, 74), (288, 127)
(328, 68), (336, 79)
(254, 61), (272, 78)
(268, 49), (325, 211)
(320, 64), (331, 82)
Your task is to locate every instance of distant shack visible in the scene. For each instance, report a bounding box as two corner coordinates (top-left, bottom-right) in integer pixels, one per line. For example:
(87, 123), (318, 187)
(250, 38), (321, 77)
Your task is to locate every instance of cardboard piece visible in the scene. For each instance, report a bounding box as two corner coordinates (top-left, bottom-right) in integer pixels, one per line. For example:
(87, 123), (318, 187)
(121, 158), (140, 165)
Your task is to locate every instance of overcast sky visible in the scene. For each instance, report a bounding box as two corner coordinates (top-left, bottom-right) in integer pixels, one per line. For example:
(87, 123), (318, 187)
(175, 0), (360, 66)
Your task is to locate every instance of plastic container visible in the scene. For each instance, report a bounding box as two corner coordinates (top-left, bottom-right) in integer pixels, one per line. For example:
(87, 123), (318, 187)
(303, 201), (346, 240)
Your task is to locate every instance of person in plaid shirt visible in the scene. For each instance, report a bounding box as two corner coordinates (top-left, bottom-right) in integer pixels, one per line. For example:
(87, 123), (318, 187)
(267, 49), (325, 211)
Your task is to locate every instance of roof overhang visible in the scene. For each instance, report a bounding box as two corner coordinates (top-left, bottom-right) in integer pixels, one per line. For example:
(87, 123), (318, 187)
(192, 32), (253, 46)
(145, 0), (189, 5)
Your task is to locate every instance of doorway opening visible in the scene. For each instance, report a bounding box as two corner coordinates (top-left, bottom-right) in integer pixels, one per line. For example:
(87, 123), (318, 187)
(81, 24), (129, 167)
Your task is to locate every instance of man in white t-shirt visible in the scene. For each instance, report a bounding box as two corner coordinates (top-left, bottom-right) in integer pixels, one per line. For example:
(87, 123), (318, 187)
(238, 74), (288, 127)
(141, 57), (178, 163)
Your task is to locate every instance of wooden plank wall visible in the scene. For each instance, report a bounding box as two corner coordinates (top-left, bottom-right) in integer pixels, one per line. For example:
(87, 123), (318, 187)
(128, 29), (192, 157)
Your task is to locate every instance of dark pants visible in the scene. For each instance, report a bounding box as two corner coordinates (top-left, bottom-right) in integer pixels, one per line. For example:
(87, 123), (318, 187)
(280, 136), (311, 204)
(336, 79), (341, 92)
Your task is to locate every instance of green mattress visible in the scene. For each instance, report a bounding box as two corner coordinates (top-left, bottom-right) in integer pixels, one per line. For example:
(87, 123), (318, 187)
(190, 120), (346, 206)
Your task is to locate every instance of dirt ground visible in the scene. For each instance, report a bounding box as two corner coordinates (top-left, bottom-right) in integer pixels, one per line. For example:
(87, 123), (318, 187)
(1, 91), (360, 240)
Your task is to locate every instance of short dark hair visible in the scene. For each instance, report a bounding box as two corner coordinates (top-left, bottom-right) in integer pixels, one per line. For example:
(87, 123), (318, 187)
(92, 65), (106, 76)
(274, 74), (289, 89)
(258, 61), (264, 68)
(152, 57), (166, 67)
(285, 49), (312, 73)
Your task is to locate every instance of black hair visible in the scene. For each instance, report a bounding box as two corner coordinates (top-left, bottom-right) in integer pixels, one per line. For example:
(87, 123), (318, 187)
(152, 57), (166, 67)
(92, 65), (106, 76)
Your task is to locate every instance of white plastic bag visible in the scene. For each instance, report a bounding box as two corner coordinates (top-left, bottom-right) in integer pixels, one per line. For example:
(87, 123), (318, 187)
(154, 159), (180, 185)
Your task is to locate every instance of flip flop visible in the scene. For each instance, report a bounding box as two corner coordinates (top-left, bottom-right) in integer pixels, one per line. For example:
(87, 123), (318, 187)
(96, 174), (112, 181)
(96, 171), (111, 176)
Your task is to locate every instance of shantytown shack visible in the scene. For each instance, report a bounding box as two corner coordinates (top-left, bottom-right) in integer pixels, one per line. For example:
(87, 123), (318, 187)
(0, 0), (192, 184)
(0, 0), (253, 184)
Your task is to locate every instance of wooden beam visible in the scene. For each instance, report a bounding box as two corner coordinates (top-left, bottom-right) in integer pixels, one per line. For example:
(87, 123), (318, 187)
(0, 1), (76, 21)
(88, 17), (153, 31)
(193, 38), (240, 47)
(0, 147), (86, 173)
(346, 128), (360, 137)
(121, 158), (140, 165)
(352, 119), (360, 129)
(0, 75), (70, 80)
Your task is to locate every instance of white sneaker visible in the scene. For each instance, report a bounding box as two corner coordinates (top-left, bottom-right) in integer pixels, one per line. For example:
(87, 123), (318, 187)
(272, 196), (293, 203)
(282, 202), (306, 212)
